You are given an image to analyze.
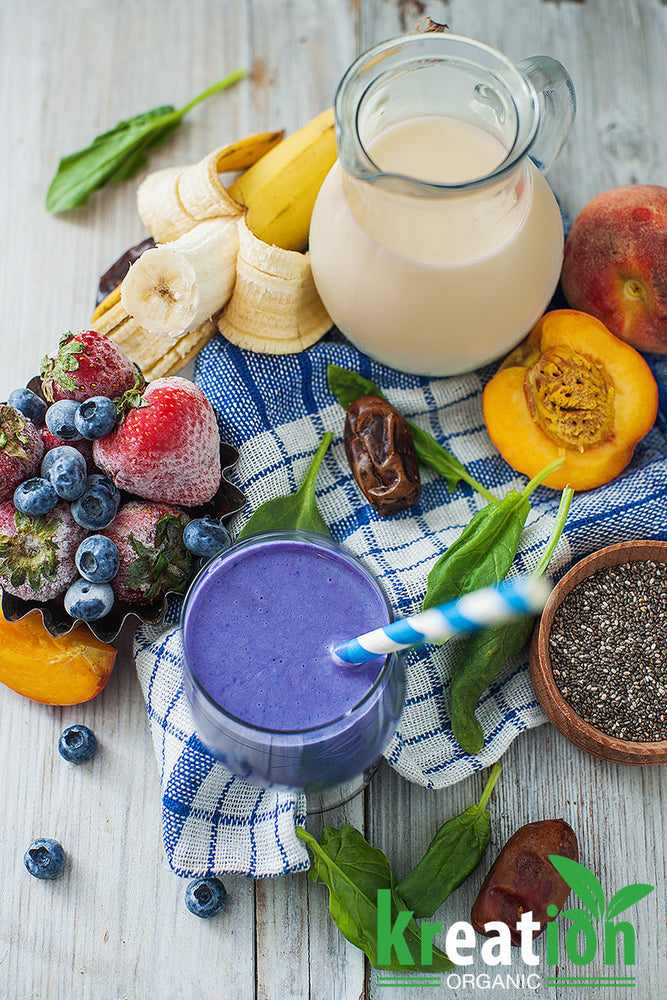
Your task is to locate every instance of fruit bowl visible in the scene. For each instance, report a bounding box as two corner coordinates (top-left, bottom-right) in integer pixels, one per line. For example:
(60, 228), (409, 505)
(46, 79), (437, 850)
(1, 432), (246, 644)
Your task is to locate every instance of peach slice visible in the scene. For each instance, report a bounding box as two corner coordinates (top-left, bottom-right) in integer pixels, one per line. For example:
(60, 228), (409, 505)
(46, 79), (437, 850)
(0, 610), (116, 704)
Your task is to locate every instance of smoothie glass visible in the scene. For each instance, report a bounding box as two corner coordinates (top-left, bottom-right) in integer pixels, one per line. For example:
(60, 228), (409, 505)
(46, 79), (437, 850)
(309, 34), (576, 375)
(181, 531), (405, 792)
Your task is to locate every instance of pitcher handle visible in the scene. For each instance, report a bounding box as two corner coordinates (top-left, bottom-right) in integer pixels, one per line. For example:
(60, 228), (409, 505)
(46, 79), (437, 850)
(517, 55), (576, 172)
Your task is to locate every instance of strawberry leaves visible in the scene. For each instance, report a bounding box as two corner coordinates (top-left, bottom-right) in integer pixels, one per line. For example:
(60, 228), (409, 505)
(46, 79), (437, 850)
(40, 333), (84, 392)
(125, 514), (193, 601)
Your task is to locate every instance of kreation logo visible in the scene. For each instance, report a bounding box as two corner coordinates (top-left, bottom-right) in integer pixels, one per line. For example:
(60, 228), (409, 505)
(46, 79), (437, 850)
(376, 855), (654, 991)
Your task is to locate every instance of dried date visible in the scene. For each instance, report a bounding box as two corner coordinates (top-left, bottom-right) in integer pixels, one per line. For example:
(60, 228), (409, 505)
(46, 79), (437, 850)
(343, 394), (421, 516)
(471, 818), (579, 944)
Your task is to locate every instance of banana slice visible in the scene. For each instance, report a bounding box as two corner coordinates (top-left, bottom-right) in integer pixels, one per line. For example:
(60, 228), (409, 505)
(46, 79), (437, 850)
(121, 217), (239, 337)
(137, 131), (284, 244)
(217, 218), (332, 354)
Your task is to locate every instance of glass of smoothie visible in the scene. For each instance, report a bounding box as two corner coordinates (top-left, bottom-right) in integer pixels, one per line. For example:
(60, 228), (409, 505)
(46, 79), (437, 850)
(181, 531), (405, 792)
(309, 33), (576, 376)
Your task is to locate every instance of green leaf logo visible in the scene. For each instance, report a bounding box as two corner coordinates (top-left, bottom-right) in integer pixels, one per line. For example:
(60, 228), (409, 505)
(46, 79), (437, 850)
(605, 884), (654, 921)
(548, 855), (606, 920)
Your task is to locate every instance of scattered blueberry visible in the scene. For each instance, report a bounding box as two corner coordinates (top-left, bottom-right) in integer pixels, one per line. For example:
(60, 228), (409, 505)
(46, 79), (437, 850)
(183, 517), (232, 559)
(75, 535), (120, 584)
(58, 724), (98, 763)
(42, 446), (87, 501)
(71, 485), (119, 530)
(45, 399), (82, 441)
(8, 388), (47, 425)
(64, 578), (115, 620)
(13, 477), (59, 516)
(74, 396), (117, 440)
(184, 876), (228, 918)
(24, 838), (66, 880)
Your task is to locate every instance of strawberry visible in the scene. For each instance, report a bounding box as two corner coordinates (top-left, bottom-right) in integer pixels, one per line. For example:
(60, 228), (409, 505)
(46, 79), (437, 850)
(93, 377), (221, 506)
(40, 329), (145, 404)
(39, 426), (94, 471)
(102, 501), (192, 605)
(0, 501), (86, 601)
(0, 405), (45, 502)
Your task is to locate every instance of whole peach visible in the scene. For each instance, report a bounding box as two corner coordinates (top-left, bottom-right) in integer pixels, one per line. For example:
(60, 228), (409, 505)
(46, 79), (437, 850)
(561, 184), (667, 353)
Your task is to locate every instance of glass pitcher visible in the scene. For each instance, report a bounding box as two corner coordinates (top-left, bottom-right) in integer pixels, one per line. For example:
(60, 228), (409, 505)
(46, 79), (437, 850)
(309, 34), (576, 376)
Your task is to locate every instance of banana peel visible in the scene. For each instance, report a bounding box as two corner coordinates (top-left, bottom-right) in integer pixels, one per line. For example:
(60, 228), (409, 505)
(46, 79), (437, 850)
(96, 111), (336, 373)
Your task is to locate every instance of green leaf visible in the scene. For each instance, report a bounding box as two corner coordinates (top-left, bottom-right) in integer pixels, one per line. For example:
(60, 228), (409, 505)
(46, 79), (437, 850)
(297, 825), (452, 971)
(396, 764), (501, 917)
(46, 69), (247, 213)
(604, 883), (654, 921)
(327, 364), (496, 502)
(548, 856), (606, 920)
(236, 433), (333, 543)
(448, 485), (574, 753)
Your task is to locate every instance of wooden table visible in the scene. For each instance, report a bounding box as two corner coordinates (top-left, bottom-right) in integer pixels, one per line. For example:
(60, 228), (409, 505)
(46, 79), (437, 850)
(1, 2), (666, 998)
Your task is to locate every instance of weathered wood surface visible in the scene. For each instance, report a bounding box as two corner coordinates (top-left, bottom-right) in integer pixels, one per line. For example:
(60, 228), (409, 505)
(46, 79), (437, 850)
(1, 1), (666, 998)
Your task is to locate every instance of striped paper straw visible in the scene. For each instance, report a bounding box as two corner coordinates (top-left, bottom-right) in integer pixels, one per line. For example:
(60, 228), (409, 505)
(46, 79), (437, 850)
(332, 575), (552, 666)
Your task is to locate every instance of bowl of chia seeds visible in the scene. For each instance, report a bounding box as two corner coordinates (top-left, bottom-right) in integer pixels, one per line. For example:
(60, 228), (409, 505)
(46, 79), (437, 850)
(530, 540), (667, 765)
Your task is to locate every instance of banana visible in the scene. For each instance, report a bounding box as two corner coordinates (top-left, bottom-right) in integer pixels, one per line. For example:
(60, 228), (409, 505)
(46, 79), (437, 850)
(90, 291), (216, 380)
(120, 217), (239, 336)
(137, 130), (284, 243)
(217, 217), (331, 353)
(228, 107), (336, 251)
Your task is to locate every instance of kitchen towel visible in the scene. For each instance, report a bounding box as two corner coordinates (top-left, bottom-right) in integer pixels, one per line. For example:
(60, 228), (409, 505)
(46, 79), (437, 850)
(133, 328), (667, 877)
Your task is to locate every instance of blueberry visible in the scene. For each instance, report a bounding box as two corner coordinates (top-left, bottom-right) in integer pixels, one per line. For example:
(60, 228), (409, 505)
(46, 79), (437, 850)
(86, 473), (120, 498)
(24, 838), (66, 880)
(58, 724), (98, 763)
(8, 388), (47, 425)
(74, 396), (117, 440)
(183, 517), (232, 559)
(184, 876), (228, 918)
(71, 485), (119, 530)
(42, 446), (87, 501)
(75, 535), (120, 583)
(64, 579), (115, 621)
(45, 399), (82, 441)
(13, 477), (59, 516)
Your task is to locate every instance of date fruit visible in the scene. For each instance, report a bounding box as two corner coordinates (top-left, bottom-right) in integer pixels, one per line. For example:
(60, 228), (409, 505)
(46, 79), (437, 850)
(343, 394), (421, 516)
(471, 818), (578, 944)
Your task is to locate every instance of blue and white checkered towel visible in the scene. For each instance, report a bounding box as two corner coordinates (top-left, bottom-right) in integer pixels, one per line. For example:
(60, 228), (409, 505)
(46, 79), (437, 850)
(134, 329), (667, 878)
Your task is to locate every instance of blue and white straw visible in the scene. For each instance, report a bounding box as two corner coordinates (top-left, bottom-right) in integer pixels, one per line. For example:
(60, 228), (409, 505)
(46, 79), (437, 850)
(333, 575), (552, 666)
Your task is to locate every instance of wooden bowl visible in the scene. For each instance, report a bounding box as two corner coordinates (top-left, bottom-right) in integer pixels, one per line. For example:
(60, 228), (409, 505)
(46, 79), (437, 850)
(530, 540), (667, 766)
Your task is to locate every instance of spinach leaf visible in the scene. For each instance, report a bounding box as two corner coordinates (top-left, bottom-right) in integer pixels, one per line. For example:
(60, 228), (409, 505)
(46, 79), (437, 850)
(422, 458), (564, 612)
(450, 487), (574, 753)
(297, 825), (452, 971)
(46, 69), (247, 212)
(327, 364), (496, 502)
(236, 432), (332, 542)
(396, 764), (502, 917)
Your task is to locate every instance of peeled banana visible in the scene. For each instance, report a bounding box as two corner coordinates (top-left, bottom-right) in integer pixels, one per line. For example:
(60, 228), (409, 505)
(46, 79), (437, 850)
(218, 218), (331, 353)
(121, 217), (239, 336)
(137, 130), (284, 243)
(228, 107), (336, 251)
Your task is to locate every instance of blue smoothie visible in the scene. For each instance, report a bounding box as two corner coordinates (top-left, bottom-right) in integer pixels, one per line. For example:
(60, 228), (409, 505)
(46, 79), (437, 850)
(181, 532), (405, 790)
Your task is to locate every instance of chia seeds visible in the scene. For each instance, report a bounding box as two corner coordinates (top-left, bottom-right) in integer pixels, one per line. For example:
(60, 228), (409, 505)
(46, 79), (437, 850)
(549, 559), (667, 742)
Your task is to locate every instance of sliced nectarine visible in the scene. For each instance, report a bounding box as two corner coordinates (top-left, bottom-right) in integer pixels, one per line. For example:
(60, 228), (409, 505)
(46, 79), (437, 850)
(483, 310), (658, 491)
(0, 610), (116, 704)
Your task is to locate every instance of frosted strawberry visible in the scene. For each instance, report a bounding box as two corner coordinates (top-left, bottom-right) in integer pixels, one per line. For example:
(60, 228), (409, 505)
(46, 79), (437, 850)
(0, 405), (45, 502)
(0, 501), (86, 601)
(40, 329), (145, 404)
(93, 377), (221, 506)
(102, 501), (192, 605)
(39, 426), (94, 471)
